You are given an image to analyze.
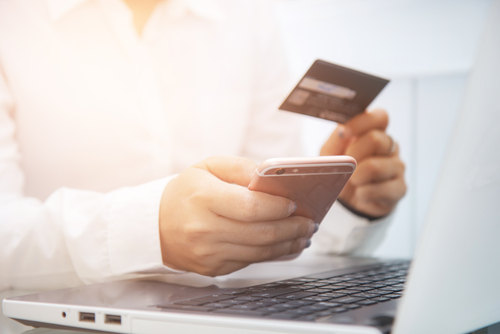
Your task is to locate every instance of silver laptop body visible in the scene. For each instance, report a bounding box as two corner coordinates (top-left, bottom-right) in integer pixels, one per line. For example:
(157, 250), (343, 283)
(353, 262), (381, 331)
(3, 1), (500, 333)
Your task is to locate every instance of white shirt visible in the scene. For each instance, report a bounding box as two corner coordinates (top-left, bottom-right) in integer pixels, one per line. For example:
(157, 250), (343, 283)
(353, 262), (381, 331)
(0, 0), (390, 291)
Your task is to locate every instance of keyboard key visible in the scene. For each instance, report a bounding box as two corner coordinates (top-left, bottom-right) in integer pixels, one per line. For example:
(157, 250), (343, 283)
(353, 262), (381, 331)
(283, 300), (315, 307)
(235, 296), (263, 302)
(370, 289), (393, 295)
(173, 300), (209, 306)
(380, 286), (403, 292)
(304, 296), (333, 302)
(356, 300), (378, 306)
(187, 294), (233, 304)
(298, 305), (330, 312)
(373, 297), (391, 302)
(315, 310), (337, 317)
(352, 293), (380, 298)
(331, 307), (348, 313)
(221, 290), (247, 295)
(251, 288), (301, 298)
(281, 308), (316, 316)
(385, 293), (402, 299)
(317, 302), (342, 308)
(204, 303), (231, 308)
(333, 296), (366, 304)
(228, 304), (262, 310)
(363, 283), (388, 289)
(278, 292), (318, 300)
(349, 279), (372, 284)
(219, 299), (249, 305)
(345, 304), (361, 310)
(345, 286), (374, 292)
(294, 278), (318, 282)
(302, 282), (330, 288)
(213, 309), (269, 316)
(258, 298), (283, 304)
(274, 303), (301, 310)
(305, 288), (331, 293)
(245, 301), (276, 308)
(267, 313), (299, 320)
(256, 306), (286, 313)
(332, 289), (358, 295)
(318, 292), (348, 298)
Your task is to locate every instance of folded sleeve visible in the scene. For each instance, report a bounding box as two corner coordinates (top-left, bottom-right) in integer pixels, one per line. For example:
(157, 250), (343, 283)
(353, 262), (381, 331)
(304, 201), (393, 256)
(0, 69), (181, 292)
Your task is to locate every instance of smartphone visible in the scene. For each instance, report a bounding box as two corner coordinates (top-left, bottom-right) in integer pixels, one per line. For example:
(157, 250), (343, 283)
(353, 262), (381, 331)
(248, 156), (356, 223)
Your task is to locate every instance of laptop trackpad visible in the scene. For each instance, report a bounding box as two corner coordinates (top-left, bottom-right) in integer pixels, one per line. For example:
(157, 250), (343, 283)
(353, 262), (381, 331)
(322, 299), (398, 332)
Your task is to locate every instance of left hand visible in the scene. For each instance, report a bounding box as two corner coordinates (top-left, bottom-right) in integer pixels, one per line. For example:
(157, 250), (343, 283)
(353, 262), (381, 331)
(320, 109), (407, 218)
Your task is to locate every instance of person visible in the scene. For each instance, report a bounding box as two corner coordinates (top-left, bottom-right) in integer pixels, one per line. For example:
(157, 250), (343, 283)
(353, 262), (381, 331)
(0, 0), (406, 290)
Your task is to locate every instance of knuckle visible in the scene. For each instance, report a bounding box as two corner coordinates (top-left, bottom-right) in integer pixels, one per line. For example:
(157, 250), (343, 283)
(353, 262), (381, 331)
(260, 246), (275, 260)
(365, 158), (381, 175)
(367, 130), (384, 146)
(234, 156), (256, 171)
(398, 159), (406, 173)
(197, 265), (219, 277)
(290, 239), (302, 254)
(295, 217), (311, 238)
(240, 194), (261, 221)
(190, 244), (213, 259)
(183, 221), (209, 243)
(261, 224), (279, 243)
(373, 109), (389, 126)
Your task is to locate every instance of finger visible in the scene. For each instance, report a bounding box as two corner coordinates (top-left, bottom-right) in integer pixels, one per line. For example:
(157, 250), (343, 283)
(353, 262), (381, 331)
(355, 176), (407, 210)
(349, 156), (405, 187)
(345, 130), (398, 162)
(219, 238), (308, 263)
(197, 172), (297, 221)
(211, 216), (316, 246)
(320, 124), (352, 156)
(185, 238), (308, 277)
(189, 260), (251, 277)
(345, 109), (389, 137)
(194, 156), (257, 187)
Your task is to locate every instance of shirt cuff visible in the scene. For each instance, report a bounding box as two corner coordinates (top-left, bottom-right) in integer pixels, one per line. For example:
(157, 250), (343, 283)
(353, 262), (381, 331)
(306, 201), (387, 255)
(107, 175), (185, 275)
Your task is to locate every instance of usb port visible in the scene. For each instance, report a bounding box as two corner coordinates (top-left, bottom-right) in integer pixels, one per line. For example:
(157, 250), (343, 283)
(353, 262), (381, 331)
(105, 314), (122, 325)
(79, 312), (95, 323)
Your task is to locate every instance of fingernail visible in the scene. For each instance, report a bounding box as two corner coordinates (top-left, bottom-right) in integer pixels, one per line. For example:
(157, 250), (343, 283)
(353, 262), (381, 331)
(305, 239), (312, 249)
(307, 220), (316, 237)
(288, 202), (297, 216)
(314, 222), (319, 233)
(338, 125), (352, 139)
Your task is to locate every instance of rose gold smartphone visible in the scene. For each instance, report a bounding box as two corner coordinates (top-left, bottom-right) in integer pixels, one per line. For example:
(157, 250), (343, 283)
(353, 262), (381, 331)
(248, 156), (356, 223)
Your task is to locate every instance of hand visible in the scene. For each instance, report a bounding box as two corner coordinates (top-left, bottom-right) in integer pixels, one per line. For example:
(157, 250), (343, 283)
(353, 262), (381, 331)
(321, 109), (407, 218)
(159, 156), (316, 276)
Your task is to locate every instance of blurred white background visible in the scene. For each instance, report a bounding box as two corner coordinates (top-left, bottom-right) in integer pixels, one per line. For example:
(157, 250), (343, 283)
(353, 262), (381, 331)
(273, 0), (493, 258)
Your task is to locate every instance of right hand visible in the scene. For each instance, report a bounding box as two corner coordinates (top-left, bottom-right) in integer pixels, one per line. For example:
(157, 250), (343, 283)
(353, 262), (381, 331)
(159, 156), (316, 277)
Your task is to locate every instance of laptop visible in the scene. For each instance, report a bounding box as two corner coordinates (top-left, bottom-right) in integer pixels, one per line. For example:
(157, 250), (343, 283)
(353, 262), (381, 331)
(3, 1), (500, 333)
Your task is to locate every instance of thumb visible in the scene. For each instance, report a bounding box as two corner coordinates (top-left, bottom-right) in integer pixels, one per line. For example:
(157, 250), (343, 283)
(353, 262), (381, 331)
(194, 156), (257, 187)
(320, 124), (352, 156)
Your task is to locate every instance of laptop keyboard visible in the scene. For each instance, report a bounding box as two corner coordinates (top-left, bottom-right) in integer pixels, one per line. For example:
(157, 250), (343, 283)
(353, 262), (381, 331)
(157, 261), (409, 321)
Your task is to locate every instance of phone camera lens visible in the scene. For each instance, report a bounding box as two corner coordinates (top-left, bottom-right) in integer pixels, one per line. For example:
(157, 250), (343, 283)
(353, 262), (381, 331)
(276, 168), (286, 175)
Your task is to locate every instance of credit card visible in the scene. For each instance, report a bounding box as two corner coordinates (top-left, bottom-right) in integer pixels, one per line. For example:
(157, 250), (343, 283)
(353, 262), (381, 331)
(279, 60), (389, 123)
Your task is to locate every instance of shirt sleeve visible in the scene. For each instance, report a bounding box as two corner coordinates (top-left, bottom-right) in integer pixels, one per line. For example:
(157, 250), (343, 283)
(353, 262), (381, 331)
(0, 70), (181, 292)
(243, 0), (393, 256)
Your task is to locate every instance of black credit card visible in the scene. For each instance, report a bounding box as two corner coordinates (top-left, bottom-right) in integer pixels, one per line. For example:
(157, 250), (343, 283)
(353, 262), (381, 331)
(279, 60), (389, 123)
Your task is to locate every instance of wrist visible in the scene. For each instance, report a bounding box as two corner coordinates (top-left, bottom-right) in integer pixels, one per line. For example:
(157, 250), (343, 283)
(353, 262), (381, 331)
(337, 198), (388, 221)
